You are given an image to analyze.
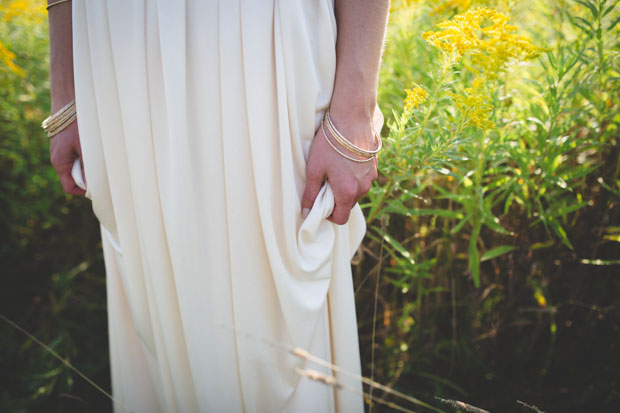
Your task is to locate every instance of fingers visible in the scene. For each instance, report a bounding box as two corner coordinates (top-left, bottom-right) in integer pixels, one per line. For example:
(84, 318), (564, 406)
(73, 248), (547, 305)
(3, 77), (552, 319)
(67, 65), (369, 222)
(328, 181), (360, 225)
(58, 171), (86, 196)
(49, 123), (86, 197)
(301, 163), (325, 218)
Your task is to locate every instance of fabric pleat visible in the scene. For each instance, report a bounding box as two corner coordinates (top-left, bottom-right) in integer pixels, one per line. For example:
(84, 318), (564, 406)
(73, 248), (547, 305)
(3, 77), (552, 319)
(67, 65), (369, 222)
(73, 0), (376, 411)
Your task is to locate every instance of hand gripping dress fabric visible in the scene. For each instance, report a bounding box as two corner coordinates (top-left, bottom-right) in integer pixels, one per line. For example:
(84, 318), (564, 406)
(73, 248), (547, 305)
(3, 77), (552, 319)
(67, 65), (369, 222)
(72, 0), (380, 411)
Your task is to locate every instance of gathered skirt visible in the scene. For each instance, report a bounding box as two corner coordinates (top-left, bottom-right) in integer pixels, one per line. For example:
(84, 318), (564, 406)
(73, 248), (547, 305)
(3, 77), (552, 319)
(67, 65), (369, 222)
(72, 0), (373, 411)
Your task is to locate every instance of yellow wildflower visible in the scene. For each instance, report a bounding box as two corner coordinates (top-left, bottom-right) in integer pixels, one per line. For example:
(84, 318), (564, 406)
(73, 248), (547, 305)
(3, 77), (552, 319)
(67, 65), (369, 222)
(0, 41), (25, 76)
(0, 0), (46, 76)
(404, 85), (429, 110)
(422, 7), (545, 76)
(534, 289), (547, 307)
(2, 0), (45, 24)
(432, 0), (472, 16)
(450, 77), (494, 129)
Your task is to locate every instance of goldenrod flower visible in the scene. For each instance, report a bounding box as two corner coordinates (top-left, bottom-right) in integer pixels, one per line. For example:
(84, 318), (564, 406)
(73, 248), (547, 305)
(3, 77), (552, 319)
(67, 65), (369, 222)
(2, 0), (45, 24)
(0, 41), (25, 76)
(404, 85), (429, 110)
(422, 7), (545, 76)
(0, 0), (45, 76)
(450, 77), (494, 129)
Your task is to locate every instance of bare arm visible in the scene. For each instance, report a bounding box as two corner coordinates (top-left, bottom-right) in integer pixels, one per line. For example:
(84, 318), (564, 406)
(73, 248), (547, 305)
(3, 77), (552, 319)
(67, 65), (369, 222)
(47, 1), (84, 196)
(301, 0), (390, 224)
(330, 0), (389, 139)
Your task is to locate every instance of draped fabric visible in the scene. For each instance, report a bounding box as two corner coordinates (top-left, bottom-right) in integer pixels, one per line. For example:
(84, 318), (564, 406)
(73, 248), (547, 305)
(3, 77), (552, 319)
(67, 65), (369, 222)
(72, 0), (378, 411)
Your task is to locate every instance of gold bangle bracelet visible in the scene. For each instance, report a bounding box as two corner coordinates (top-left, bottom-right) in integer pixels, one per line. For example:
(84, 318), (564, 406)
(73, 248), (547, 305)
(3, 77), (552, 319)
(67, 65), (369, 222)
(324, 109), (382, 158)
(321, 118), (375, 163)
(47, 113), (76, 138)
(42, 99), (76, 138)
(42, 105), (74, 130)
(46, 0), (72, 10)
(42, 99), (75, 129)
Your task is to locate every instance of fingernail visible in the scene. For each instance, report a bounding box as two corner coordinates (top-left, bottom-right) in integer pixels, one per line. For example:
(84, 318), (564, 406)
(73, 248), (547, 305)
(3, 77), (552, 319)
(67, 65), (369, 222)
(302, 208), (310, 219)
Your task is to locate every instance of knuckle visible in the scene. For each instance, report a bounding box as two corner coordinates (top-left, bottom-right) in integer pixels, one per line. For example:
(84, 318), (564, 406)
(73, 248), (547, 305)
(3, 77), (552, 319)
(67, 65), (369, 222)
(333, 213), (349, 225)
(341, 182), (358, 202)
(360, 181), (372, 195)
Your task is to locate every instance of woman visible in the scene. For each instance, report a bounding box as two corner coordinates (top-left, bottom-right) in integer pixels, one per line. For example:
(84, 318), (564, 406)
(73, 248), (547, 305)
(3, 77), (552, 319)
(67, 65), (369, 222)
(47, 0), (389, 411)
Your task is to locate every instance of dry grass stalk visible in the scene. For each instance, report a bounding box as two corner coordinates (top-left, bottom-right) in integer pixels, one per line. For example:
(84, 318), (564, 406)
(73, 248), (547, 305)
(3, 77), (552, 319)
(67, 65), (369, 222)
(436, 396), (491, 413)
(517, 400), (547, 413)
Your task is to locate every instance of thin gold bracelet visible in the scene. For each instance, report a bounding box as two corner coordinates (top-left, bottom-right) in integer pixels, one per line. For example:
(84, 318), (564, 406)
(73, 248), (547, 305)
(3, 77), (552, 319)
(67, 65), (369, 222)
(321, 118), (375, 163)
(41, 99), (74, 129)
(324, 109), (382, 158)
(46, 0), (71, 11)
(47, 113), (77, 138)
(42, 104), (74, 131)
(42, 99), (76, 138)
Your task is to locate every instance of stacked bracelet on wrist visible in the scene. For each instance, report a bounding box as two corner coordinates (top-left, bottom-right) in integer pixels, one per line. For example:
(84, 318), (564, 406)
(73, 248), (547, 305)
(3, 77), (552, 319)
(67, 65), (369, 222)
(41, 99), (76, 138)
(321, 109), (382, 163)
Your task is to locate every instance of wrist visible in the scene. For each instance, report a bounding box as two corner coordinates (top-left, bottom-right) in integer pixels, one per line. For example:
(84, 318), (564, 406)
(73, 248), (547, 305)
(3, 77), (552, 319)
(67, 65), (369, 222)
(51, 90), (75, 113)
(50, 71), (75, 112)
(330, 86), (376, 120)
(327, 101), (378, 151)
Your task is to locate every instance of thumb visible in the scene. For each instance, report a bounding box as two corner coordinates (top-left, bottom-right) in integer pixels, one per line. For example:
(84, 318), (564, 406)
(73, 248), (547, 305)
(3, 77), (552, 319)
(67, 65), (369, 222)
(301, 167), (325, 219)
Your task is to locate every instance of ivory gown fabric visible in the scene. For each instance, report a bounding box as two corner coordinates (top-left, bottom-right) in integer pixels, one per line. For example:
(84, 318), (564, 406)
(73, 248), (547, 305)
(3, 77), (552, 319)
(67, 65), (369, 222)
(72, 0), (380, 411)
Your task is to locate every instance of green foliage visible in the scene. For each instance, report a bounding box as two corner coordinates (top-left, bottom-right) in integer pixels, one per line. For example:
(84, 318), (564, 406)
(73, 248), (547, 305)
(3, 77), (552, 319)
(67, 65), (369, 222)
(0, 4), (109, 412)
(355, 0), (620, 411)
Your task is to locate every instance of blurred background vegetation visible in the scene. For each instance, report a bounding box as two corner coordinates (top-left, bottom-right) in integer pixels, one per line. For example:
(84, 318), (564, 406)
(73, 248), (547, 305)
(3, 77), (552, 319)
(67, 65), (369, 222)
(1, 0), (618, 412)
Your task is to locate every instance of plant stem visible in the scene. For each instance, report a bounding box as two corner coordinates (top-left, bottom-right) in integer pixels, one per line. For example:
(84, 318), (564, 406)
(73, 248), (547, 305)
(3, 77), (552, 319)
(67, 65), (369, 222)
(368, 61), (451, 224)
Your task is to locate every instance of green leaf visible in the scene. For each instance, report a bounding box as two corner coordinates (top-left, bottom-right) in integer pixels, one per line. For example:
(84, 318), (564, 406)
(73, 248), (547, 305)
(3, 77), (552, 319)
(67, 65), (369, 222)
(531, 240), (555, 250)
(608, 13), (620, 30)
(580, 259), (620, 265)
(450, 213), (472, 235)
(568, 14), (595, 35)
(483, 213), (512, 235)
(481, 245), (516, 262)
(549, 218), (573, 249)
(382, 232), (416, 266)
(602, 1), (618, 17)
(384, 205), (464, 219)
(576, 0), (599, 18)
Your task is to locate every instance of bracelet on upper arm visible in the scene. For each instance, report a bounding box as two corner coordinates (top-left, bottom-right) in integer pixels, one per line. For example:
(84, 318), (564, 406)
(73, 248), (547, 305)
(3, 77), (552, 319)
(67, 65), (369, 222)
(46, 0), (72, 11)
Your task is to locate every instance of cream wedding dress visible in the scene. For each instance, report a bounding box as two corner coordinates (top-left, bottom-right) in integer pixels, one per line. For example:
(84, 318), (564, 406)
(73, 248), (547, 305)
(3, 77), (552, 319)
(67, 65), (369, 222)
(72, 0), (380, 411)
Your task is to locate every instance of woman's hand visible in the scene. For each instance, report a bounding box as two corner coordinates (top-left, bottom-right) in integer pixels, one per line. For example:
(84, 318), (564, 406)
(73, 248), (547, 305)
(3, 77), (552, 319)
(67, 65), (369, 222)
(301, 110), (378, 225)
(47, 1), (82, 195)
(300, 0), (389, 224)
(49, 120), (85, 196)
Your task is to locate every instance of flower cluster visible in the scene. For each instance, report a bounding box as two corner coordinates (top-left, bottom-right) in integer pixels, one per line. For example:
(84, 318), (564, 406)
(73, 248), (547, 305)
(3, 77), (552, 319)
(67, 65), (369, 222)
(404, 85), (429, 110)
(0, 0), (46, 76)
(0, 42), (23, 76)
(2, 0), (45, 24)
(449, 77), (494, 129)
(422, 7), (545, 77)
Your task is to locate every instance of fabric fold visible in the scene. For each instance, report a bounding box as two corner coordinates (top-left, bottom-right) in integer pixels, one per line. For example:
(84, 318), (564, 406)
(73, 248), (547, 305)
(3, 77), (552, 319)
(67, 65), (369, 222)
(73, 0), (368, 411)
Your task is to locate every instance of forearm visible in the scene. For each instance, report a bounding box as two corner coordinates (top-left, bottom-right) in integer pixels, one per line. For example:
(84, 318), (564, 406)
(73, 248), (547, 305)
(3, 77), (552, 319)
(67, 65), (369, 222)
(330, 0), (390, 131)
(47, 1), (74, 113)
